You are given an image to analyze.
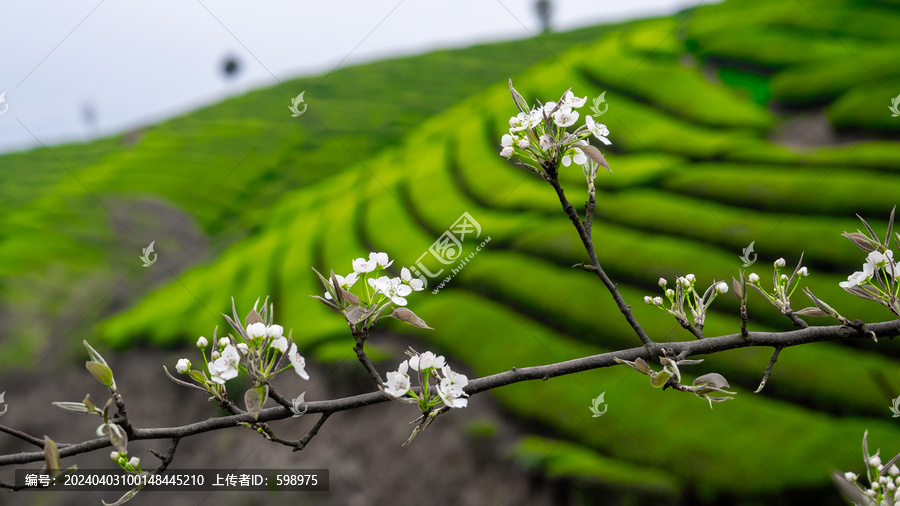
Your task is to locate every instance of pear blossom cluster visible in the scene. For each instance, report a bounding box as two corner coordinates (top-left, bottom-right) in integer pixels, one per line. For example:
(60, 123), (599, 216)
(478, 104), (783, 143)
(500, 80), (612, 183)
(321, 251), (424, 308)
(171, 299), (309, 400)
(839, 249), (899, 316)
(837, 213), (900, 316)
(383, 350), (469, 410)
(644, 274), (728, 329)
(746, 256), (809, 315)
(835, 431), (900, 505)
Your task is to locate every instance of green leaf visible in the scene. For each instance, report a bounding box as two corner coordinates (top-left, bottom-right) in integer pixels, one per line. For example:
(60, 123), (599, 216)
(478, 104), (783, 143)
(83, 340), (108, 366)
(650, 371), (671, 388)
(107, 423), (128, 454)
(44, 436), (61, 473)
(244, 385), (268, 420)
(52, 402), (90, 413)
(86, 362), (114, 388)
(189, 370), (207, 384)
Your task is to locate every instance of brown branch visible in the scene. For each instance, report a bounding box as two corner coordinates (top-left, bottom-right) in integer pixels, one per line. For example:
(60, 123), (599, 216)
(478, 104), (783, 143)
(0, 425), (54, 449)
(4, 318), (896, 468)
(754, 347), (783, 393)
(547, 176), (653, 346)
(352, 328), (385, 385)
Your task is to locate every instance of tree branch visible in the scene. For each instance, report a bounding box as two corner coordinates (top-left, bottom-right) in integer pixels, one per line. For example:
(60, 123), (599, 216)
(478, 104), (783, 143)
(547, 176), (653, 346)
(754, 347), (783, 393)
(4, 319), (898, 468)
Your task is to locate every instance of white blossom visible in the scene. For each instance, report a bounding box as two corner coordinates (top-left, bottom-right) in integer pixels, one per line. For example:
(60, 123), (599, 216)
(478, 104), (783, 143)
(383, 360), (411, 398)
(288, 343), (310, 380)
(409, 351), (444, 371)
(325, 273), (359, 300)
(539, 134), (554, 151)
(400, 267), (425, 291)
(840, 263), (875, 288)
(552, 106), (579, 128)
(175, 358), (191, 374)
(562, 90), (587, 108)
(585, 116), (611, 145)
(369, 251), (394, 269)
(561, 146), (586, 167)
(246, 322), (267, 340)
(211, 345), (240, 382)
(352, 257), (375, 274)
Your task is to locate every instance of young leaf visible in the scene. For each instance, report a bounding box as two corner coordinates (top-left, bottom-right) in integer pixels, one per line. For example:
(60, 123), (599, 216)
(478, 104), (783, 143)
(44, 436), (61, 473)
(579, 144), (612, 172)
(245, 309), (263, 326)
(52, 402), (90, 414)
(345, 306), (367, 325)
(794, 307), (829, 317)
(244, 385), (269, 420)
(508, 79), (530, 114)
(107, 423), (128, 454)
(83, 340), (108, 367)
(387, 308), (433, 329)
(86, 362), (114, 388)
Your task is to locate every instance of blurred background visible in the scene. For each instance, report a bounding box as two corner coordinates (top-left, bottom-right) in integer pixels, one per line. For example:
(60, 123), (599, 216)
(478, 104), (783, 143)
(1, 0), (900, 504)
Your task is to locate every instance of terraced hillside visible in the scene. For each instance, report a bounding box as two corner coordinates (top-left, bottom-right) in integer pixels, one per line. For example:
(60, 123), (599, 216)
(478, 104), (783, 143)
(4, 0), (900, 503)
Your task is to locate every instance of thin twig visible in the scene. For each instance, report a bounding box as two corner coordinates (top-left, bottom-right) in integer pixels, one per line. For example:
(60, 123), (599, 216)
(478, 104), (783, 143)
(754, 347), (783, 393)
(0, 425), (53, 449)
(548, 177), (653, 346)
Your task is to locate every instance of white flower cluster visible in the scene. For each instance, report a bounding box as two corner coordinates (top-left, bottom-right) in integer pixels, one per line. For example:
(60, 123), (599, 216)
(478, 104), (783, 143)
(324, 251), (424, 307)
(172, 300), (309, 399)
(383, 351), (469, 410)
(838, 213), (900, 316)
(839, 249), (898, 314)
(746, 257), (809, 314)
(500, 81), (611, 182)
(644, 274), (728, 329)
(837, 432), (900, 505)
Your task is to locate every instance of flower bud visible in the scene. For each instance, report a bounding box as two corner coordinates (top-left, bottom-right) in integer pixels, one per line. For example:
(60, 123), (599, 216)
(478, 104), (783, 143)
(797, 266), (808, 277)
(218, 337), (229, 348)
(780, 274), (788, 282)
(196, 336), (208, 348)
(211, 351), (220, 360)
(891, 465), (899, 477)
(685, 274), (695, 283)
(716, 282), (728, 294)
(658, 278), (667, 288)
(665, 289), (674, 298)
(748, 273), (759, 283)
(237, 343), (249, 354)
(871, 455), (882, 467)
(128, 457), (140, 468)
(643, 296), (652, 304)
(652, 297), (663, 306)
(176, 358), (190, 374)
(110, 451), (119, 461)
(844, 472), (857, 482)
(774, 258), (786, 268)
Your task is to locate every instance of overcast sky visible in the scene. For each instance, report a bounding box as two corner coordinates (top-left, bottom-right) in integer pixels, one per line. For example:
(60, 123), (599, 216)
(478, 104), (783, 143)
(0, 0), (717, 155)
